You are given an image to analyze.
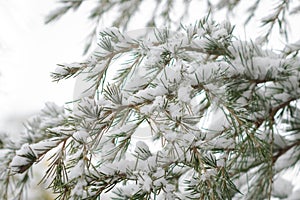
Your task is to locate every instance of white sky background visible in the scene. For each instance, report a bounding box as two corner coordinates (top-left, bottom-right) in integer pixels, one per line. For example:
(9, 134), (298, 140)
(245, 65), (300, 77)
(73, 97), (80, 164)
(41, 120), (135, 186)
(0, 0), (90, 132)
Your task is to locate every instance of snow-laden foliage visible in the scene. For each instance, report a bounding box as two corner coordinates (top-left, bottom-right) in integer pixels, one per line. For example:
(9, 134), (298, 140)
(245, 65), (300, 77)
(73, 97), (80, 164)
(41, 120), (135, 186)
(0, 102), (68, 199)
(2, 14), (300, 199)
(46, 0), (300, 54)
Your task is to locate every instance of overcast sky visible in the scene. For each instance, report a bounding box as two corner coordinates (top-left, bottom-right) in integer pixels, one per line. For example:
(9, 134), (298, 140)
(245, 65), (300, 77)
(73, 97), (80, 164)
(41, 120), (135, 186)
(0, 0), (90, 132)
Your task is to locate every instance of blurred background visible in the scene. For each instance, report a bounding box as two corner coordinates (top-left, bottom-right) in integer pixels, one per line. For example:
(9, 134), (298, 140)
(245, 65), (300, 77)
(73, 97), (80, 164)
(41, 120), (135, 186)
(0, 0), (86, 133)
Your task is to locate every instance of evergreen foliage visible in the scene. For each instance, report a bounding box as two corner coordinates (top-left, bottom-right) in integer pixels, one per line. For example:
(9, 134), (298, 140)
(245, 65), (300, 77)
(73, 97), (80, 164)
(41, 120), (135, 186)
(1, 0), (300, 199)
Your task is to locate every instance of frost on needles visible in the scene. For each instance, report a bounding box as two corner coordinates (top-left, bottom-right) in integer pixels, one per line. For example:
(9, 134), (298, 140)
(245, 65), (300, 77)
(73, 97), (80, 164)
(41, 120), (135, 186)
(2, 16), (300, 200)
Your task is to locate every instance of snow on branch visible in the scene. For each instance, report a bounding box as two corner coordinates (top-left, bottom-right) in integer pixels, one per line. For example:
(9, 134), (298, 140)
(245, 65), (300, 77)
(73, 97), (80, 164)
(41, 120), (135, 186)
(3, 13), (300, 199)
